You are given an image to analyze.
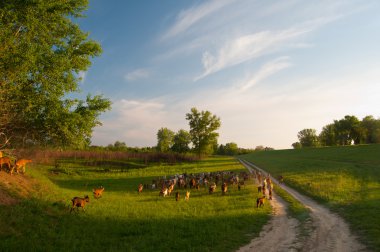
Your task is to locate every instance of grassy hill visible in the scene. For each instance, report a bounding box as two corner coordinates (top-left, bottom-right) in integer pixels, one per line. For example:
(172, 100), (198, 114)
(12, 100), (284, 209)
(240, 144), (380, 251)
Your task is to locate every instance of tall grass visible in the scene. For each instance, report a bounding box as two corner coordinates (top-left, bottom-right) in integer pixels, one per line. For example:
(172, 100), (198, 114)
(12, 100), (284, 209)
(240, 144), (380, 250)
(0, 156), (271, 251)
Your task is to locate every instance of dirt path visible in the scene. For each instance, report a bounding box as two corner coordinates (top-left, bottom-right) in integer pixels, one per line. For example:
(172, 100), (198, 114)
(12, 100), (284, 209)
(237, 159), (366, 252)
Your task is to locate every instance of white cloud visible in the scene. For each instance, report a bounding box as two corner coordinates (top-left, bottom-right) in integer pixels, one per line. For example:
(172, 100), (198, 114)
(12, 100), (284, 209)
(195, 25), (314, 80)
(161, 0), (236, 40)
(124, 69), (150, 81)
(239, 57), (292, 91)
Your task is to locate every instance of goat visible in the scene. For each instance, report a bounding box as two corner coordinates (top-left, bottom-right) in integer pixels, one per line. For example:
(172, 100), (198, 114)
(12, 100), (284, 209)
(175, 191), (180, 201)
(209, 182), (216, 194)
(256, 196), (266, 208)
(15, 159), (32, 174)
(93, 186), (105, 199)
(167, 183), (175, 196)
(138, 183), (143, 194)
(70, 195), (90, 212)
(185, 191), (190, 201)
(221, 182), (228, 195)
(159, 187), (168, 197)
(0, 157), (12, 173)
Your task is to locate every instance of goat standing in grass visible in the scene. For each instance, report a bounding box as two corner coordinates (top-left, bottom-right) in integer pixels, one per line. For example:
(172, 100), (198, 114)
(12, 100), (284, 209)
(138, 183), (143, 194)
(93, 186), (105, 199)
(70, 195), (90, 213)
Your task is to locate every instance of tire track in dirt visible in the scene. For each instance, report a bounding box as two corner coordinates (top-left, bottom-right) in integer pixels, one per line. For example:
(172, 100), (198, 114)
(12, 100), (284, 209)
(237, 159), (367, 252)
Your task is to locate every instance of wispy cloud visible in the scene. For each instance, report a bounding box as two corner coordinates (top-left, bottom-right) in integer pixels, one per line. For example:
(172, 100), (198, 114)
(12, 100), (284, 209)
(124, 69), (150, 81)
(239, 57), (292, 91)
(195, 25), (314, 81)
(161, 0), (235, 41)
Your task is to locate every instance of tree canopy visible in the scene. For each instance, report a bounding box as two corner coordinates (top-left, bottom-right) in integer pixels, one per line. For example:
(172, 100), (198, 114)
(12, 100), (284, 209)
(0, 0), (111, 148)
(186, 107), (221, 157)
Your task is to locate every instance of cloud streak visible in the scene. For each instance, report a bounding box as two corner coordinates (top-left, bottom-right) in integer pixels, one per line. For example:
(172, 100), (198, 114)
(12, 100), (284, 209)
(125, 69), (150, 81)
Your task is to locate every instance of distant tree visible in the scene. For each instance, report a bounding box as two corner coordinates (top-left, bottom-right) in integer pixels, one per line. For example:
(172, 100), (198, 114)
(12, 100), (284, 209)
(292, 142), (302, 149)
(156, 127), (175, 152)
(224, 142), (239, 156)
(334, 115), (362, 145)
(361, 116), (380, 144)
(319, 123), (337, 146)
(171, 129), (191, 153)
(186, 108), (221, 158)
(297, 129), (320, 147)
(255, 145), (265, 151)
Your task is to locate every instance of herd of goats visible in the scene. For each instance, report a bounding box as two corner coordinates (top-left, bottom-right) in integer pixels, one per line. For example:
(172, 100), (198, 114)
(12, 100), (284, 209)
(0, 152), (33, 176)
(70, 168), (284, 213)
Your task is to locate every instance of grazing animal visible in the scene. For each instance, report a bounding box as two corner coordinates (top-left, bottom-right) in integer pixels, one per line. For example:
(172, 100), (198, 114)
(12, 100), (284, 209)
(15, 159), (32, 174)
(209, 182), (217, 194)
(93, 186), (105, 199)
(138, 183), (143, 193)
(167, 183), (175, 196)
(269, 189), (273, 200)
(221, 182), (228, 195)
(70, 195), (90, 212)
(159, 188), (168, 197)
(0, 157), (12, 173)
(256, 196), (266, 208)
(185, 191), (190, 201)
(175, 192), (180, 201)
(257, 186), (262, 193)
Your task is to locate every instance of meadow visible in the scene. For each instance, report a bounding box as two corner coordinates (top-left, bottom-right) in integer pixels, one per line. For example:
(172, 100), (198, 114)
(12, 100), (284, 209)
(240, 144), (380, 251)
(0, 155), (271, 251)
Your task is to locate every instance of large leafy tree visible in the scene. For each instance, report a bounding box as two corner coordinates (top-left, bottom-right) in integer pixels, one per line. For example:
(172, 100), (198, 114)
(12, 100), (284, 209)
(186, 107), (221, 157)
(297, 128), (320, 147)
(156, 127), (175, 153)
(171, 129), (191, 153)
(0, 0), (111, 148)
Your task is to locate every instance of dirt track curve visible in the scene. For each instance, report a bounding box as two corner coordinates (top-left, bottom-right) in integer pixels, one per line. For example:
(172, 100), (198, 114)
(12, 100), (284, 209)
(237, 159), (366, 252)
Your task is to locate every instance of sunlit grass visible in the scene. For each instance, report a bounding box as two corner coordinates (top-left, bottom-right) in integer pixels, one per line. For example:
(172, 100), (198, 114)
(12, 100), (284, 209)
(0, 156), (271, 251)
(240, 144), (380, 250)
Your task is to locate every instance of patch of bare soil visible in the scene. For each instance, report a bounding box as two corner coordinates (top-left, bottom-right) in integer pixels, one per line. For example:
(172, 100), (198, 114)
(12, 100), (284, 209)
(237, 160), (367, 252)
(0, 170), (37, 206)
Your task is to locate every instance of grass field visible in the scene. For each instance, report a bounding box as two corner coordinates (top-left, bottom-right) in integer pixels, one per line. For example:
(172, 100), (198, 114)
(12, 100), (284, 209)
(240, 144), (380, 251)
(0, 156), (271, 251)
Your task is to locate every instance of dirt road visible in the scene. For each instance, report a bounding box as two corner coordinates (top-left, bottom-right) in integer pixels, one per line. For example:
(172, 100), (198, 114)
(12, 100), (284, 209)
(237, 160), (366, 252)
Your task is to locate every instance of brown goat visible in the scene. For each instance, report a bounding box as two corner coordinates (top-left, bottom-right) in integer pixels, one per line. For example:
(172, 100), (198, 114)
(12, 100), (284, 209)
(167, 183), (175, 196)
(256, 196), (266, 208)
(15, 159), (32, 174)
(221, 182), (228, 195)
(185, 191), (190, 201)
(175, 191), (180, 201)
(93, 186), (105, 199)
(0, 157), (12, 173)
(138, 183), (143, 194)
(209, 182), (216, 194)
(70, 195), (90, 212)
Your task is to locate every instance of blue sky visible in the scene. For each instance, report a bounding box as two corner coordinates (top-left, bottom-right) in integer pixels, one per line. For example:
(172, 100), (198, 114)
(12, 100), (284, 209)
(76, 0), (380, 149)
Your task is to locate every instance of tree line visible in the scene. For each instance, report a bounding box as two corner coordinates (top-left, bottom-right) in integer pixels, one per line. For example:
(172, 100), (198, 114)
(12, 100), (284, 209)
(293, 115), (380, 148)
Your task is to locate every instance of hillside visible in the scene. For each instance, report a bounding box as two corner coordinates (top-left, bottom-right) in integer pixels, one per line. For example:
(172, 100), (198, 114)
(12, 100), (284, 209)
(240, 144), (380, 250)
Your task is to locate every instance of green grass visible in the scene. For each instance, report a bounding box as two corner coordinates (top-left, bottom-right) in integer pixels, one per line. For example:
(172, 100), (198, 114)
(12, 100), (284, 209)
(0, 156), (271, 252)
(240, 144), (380, 251)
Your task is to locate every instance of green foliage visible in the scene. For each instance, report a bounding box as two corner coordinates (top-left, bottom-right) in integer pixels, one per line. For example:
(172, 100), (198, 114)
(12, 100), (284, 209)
(0, 0), (111, 148)
(240, 144), (380, 250)
(171, 129), (191, 153)
(297, 128), (320, 147)
(186, 107), (221, 157)
(156, 127), (175, 152)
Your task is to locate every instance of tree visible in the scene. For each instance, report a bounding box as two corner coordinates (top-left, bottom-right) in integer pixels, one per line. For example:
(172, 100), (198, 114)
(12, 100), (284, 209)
(292, 142), (302, 149)
(171, 129), (191, 153)
(186, 108), (221, 157)
(361, 116), (380, 144)
(224, 142), (239, 156)
(156, 127), (174, 152)
(297, 129), (320, 147)
(334, 115), (362, 145)
(319, 123), (337, 146)
(0, 0), (111, 148)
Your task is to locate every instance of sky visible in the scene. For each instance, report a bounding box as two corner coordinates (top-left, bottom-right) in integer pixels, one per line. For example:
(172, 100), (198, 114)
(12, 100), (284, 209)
(76, 0), (380, 150)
